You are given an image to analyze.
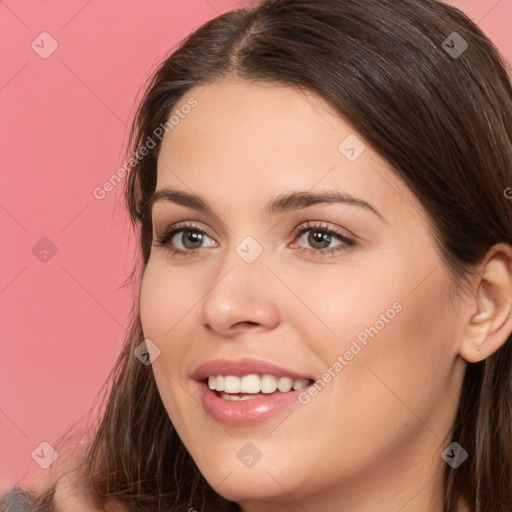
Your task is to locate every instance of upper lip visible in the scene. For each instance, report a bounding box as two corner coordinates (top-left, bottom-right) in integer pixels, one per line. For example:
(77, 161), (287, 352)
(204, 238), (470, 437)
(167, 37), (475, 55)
(192, 358), (315, 382)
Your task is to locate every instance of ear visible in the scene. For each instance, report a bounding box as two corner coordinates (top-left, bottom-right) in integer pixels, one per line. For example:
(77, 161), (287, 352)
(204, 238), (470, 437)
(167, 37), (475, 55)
(458, 243), (512, 363)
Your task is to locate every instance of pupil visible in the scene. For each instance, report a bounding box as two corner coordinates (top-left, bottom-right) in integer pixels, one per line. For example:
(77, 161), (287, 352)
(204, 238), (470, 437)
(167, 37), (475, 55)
(309, 230), (330, 249)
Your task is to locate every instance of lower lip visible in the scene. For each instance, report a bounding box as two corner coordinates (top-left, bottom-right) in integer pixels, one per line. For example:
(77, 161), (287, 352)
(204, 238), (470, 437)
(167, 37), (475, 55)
(196, 381), (310, 426)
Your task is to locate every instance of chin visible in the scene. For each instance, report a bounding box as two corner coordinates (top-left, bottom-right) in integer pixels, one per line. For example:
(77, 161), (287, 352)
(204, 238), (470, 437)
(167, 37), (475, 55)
(208, 457), (319, 506)
(209, 476), (287, 504)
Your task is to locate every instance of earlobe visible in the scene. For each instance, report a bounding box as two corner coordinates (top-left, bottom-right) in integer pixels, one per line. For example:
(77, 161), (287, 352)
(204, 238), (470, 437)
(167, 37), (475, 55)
(458, 243), (512, 364)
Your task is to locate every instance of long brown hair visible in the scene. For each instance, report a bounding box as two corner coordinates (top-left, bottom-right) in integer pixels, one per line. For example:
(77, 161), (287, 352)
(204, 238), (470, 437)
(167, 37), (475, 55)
(9, 0), (512, 510)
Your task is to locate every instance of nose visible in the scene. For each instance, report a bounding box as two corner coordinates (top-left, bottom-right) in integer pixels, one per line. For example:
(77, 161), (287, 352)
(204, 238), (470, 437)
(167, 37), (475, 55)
(200, 252), (281, 338)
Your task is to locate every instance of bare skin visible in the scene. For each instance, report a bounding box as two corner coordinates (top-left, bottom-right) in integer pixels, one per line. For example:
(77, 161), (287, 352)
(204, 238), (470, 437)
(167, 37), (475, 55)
(138, 78), (512, 512)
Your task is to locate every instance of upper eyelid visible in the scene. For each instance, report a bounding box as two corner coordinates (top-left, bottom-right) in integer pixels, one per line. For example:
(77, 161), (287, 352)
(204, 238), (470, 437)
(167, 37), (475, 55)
(163, 221), (214, 239)
(293, 220), (354, 238)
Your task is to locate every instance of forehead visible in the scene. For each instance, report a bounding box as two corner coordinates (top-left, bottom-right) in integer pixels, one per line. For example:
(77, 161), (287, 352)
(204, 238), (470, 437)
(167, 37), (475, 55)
(155, 78), (422, 226)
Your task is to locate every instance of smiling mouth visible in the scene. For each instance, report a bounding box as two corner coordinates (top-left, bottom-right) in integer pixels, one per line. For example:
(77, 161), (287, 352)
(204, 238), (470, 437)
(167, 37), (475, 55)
(197, 372), (317, 425)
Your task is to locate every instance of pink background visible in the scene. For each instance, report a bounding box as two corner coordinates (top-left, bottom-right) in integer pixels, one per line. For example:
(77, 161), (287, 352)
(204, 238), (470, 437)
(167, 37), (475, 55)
(1, 0), (511, 490)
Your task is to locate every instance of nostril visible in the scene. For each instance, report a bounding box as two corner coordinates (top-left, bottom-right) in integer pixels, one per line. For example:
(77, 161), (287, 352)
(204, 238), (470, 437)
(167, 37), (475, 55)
(235, 321), (259, 328)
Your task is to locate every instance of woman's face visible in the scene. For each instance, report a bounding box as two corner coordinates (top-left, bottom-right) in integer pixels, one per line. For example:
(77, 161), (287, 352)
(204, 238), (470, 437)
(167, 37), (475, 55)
(139, 78), (468, 511)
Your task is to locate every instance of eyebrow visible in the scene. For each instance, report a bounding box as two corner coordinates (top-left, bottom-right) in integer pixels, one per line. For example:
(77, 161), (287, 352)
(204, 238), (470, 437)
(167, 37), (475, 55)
(147, 188), (386, 222)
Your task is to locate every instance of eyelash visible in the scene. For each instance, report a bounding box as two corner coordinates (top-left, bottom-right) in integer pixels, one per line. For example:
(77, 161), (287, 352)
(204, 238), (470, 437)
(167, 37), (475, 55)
(153, 220), (357, 259)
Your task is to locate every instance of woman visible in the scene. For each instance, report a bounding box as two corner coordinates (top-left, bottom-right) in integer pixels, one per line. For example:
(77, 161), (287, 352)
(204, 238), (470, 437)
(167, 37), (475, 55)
(2, 0), (511, 510)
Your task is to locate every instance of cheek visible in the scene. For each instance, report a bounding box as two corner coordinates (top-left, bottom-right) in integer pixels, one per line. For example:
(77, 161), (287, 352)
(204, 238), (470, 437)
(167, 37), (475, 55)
(139, 261), (162, 338)
(139, 259), (194, 342)
(327, 267), (456, 433)
(139, 259), (206, 386)
(287, 254), (455, 419)
(278, 260), (404, 357)
(139, 263), (199, 431)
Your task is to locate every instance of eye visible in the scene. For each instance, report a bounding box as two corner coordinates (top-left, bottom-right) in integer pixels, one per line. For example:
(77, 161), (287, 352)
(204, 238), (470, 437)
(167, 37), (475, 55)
(290, 221), (356, 256)
(153, 221), (216, 258)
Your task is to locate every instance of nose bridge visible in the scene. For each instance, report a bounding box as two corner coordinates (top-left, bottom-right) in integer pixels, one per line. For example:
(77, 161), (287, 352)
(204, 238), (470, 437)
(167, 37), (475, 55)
(199, 231), (280, 335)
(215, 217), (270, 280)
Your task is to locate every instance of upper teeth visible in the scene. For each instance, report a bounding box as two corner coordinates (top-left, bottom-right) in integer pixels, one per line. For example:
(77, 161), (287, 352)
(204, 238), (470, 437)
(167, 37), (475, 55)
(207, 374), (311, 394)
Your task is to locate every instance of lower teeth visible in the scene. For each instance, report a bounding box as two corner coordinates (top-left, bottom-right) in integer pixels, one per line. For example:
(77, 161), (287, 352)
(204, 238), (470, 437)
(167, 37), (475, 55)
(219, 392), (274, 401)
